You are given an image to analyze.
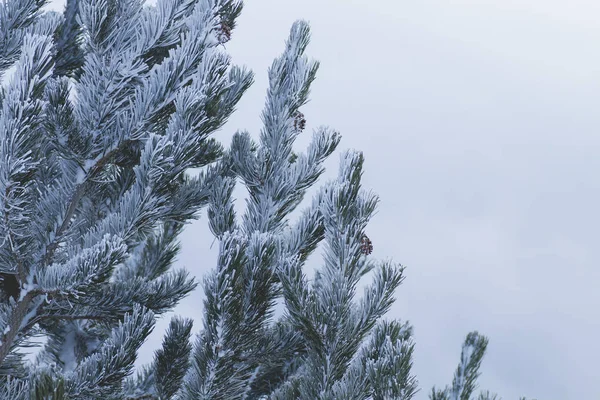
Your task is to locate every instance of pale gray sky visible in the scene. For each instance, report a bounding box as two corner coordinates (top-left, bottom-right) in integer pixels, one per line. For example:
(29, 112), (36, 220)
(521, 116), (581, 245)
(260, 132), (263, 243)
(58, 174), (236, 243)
(45, 0), (600, 398)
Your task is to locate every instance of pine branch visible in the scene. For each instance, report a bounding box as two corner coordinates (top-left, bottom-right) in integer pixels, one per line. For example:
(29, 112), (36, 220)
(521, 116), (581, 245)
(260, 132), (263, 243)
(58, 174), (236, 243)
(0, 29), (55, 369)
(42, 139), (136, 267)
(0, 290), (39, 367)
(0, 0), (47, 75)
(181, 19), (340, 399)
(51, 0), (84, 78)
(64, 305), (155, 398)
(154, 316), (194, 399)
(431, 331), (490, 400)
(450, 332), (489, 400)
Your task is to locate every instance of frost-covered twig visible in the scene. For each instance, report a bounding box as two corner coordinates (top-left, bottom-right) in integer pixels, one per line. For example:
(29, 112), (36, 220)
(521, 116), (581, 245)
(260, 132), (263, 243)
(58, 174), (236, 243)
(430, 331), (491, 400)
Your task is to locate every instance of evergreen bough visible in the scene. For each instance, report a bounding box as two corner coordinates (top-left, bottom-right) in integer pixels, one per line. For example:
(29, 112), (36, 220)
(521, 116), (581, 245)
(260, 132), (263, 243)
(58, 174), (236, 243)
(0, 0), (537, 398)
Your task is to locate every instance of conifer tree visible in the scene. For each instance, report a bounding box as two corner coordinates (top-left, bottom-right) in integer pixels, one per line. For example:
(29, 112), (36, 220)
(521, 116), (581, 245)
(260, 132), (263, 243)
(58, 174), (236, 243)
(0, 0), (252, 397)
(171, 20), (418, 400)
(0, 0), (538, 399)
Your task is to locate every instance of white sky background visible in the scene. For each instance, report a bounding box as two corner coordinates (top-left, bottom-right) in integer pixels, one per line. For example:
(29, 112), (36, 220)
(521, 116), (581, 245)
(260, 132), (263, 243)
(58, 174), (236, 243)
(40, 0), (600, 398)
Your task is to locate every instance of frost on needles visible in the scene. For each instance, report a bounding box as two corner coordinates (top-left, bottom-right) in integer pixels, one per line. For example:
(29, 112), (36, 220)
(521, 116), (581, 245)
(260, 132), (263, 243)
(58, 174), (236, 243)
(0, 0), (251, 396)
(177, 20), (417, 399)
(0, 0), (534, 399)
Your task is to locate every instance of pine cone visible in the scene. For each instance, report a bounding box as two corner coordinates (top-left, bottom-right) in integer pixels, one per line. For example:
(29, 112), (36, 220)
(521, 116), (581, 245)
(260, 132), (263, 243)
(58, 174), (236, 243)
(293, 111), (306, 132)
(360, 234), (373, 255)
(217, 21), (231, 44)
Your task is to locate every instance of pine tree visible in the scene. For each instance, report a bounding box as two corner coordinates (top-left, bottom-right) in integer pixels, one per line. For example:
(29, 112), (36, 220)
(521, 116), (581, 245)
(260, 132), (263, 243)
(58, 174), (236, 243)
(170, 20), (418, 400)
(0, 0), (252, 397)
(0, 0), (538, 398)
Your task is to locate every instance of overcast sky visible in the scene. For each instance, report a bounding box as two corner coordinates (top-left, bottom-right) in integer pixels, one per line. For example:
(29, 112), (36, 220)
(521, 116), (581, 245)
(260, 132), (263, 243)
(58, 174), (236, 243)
(42, 0), (600, 398)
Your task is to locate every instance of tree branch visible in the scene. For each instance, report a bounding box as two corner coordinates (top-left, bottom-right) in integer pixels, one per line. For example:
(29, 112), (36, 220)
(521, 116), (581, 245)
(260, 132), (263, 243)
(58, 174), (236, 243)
(0, 140), (137, 368)
(42, 139), (137, 266)
(0, 290), (39, 366)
